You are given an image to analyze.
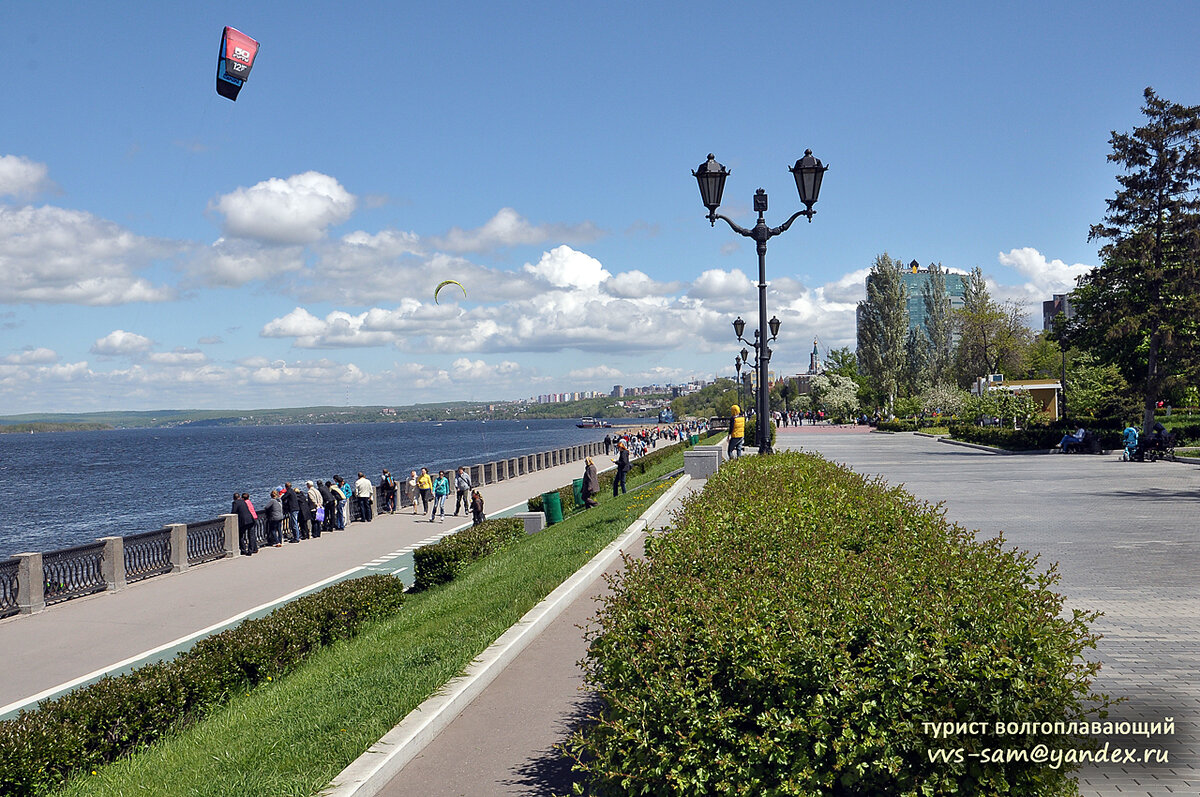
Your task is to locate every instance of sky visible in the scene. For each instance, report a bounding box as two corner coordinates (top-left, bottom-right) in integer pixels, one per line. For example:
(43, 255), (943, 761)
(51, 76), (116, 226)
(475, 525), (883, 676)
(1, 1), (1198, 414)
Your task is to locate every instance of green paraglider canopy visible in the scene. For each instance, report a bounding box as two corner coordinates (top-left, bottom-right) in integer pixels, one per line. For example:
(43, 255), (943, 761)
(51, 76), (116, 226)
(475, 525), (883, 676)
(434, 279), (466, 304)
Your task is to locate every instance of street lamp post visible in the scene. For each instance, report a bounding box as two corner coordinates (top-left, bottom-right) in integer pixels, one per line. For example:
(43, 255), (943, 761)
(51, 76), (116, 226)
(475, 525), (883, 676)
(694, 151), (827, 453)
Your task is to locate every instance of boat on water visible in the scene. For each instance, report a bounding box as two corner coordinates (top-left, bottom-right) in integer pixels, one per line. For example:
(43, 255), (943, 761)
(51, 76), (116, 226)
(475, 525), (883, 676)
(576, 417), (613, 428)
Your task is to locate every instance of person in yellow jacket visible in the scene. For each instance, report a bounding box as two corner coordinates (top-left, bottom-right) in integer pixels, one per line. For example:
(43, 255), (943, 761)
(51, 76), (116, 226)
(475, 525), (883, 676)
(729, 404), (745, 458)
(416, 467), (434, 514)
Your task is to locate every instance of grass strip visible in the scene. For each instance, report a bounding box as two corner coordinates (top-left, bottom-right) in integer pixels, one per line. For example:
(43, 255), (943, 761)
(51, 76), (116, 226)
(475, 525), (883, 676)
(50, 452), (685, 797)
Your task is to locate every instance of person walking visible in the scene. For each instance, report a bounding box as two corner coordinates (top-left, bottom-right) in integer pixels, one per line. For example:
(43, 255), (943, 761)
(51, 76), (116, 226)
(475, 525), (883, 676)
(431, 470), (450, 522)
(582, 457), (600, 508)
(612, 441), (630, 497)
(728, 404), (745, 458)
(380, 469), (397, 514)
(603, 433), (612, 455)
(305, 481), (323, 537)
(407, 471), (420, 514)
(354, 472), (373, 522)
(471, 489), (485, 525)
(417, 468), (433, 514)
(453, 466), (472, 515)
(264, 489), (284, 547)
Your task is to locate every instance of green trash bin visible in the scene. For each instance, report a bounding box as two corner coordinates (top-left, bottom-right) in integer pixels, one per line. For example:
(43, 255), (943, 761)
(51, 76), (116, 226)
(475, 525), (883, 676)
(689, 434), (699, 445)
(572, 478), (585, 509)
(541, 490), (564, 525)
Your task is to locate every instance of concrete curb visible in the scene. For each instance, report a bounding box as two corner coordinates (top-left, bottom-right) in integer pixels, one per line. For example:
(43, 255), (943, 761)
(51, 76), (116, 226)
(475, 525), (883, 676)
(319, 473), (694, 797)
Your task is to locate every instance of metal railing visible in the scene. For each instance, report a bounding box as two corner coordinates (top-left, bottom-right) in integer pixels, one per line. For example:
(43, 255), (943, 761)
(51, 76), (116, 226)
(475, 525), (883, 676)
(43, 542), (107, 605)
(0, 559), (18, 618)
(187, 519), (227, 565)
(123, 528), (173, 583)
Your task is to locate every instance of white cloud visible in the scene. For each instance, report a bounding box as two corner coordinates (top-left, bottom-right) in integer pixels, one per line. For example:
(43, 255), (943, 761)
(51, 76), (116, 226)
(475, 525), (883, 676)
(568, 364), (623, 380)
(145, 349), (208, 366)
(188, 238), (307, 287)
(431, 208), (602, 253)
(687, 268), (754, 301)
(0, 155), (53, 198)
(91, 330), (154, 356)
(995, 247), (1093, 302)
(523, 245), (611, 289)
(0, 206), (175, 305)
(212, 171), (357, 245)
(3, 347), (58, 364)
(603, 270), (680, 299)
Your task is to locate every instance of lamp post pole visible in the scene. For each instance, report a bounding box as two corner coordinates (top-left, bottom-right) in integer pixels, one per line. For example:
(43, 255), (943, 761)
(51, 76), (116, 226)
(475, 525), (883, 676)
(694, 151), (828, 454)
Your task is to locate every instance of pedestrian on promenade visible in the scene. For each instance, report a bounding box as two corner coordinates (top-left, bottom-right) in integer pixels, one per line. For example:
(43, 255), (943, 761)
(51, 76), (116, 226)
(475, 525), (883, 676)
(318, 480), (335, 532)
(417, 468), (433, 514)
(407, 471), (420, 514)
(582, 457), (600, 508)
(431, 470), (450, 522)
(728, 404), (745, 458)
(296, 484), (314, 539)
(331, 476), (347, 529)
(612, 441), (630, 497)
(282, 482), (301, 542)
(380, 469), (397, 514)
(453, 466), (472, 515)
(232, 492), (258, 556)
(354, 472), (374, 522)
(471, 489), (485, 525)
(264, 489), (284, 547)
(604, 433), (612, 455)
(304, 481), (323, 537)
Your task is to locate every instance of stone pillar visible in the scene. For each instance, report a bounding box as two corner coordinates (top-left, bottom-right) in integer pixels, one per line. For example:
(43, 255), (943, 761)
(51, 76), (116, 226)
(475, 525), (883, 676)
(515, 511), (547, 535)
(220, 514), (239, 558)
(14, 553), (44, 615)
(100, 536), (126, 592)
(168, 524), (189, 573)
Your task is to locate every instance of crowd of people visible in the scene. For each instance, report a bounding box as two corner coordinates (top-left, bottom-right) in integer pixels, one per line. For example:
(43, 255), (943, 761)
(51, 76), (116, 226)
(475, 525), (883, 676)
(230, 424), (709, 557)
(230, 467), (486, 556)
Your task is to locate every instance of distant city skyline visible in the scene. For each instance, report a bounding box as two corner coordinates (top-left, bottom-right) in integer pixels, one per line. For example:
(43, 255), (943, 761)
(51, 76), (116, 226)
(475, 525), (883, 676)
(1, 3), (1195, 413)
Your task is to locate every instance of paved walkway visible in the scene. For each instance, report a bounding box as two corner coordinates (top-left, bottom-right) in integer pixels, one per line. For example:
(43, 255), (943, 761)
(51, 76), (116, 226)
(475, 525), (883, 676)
(778, 426), (1200, 797)
(0, 452), (620, 717)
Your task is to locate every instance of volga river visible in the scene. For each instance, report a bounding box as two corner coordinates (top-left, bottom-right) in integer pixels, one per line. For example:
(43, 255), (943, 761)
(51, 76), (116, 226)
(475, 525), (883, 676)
(0, 419), (627, 559)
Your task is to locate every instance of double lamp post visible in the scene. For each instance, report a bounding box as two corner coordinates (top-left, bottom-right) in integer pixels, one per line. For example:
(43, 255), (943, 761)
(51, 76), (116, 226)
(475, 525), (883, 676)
(693, 150), (827, 453)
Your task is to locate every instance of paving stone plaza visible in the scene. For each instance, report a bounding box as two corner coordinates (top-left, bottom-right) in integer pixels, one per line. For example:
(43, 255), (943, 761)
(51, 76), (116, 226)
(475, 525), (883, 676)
(778, 427), (1200, 797)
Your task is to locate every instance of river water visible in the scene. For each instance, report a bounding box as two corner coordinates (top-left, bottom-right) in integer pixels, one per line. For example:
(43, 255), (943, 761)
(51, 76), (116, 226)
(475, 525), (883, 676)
(0, 419), (625, 559)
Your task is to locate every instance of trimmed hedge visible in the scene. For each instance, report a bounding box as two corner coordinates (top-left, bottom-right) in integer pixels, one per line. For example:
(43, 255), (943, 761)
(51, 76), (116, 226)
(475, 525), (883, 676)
(568, 452), (1105, 795)
(0, 574), (406, 796)
(411, 517), (524, 591)
(877, 419), (919, 432)
(949, 424), (1123, 451)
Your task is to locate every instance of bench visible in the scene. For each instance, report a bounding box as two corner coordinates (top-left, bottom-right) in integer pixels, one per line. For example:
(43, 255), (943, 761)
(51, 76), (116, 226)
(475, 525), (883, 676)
(1063, 431), (1102, 454)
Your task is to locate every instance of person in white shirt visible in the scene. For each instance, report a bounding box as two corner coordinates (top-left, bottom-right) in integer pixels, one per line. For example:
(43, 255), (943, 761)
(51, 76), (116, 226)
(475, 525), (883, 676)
(353, 472), (374, 522)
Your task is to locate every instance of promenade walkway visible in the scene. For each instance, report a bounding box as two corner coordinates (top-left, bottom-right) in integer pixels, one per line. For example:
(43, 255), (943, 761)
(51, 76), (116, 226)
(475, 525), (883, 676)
(779, 426), (1200, 797)
(0, 452), (619, 718)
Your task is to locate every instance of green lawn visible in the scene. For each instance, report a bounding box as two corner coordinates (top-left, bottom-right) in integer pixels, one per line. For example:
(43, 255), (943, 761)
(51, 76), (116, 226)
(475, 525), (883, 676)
(51, 457), (685, 797)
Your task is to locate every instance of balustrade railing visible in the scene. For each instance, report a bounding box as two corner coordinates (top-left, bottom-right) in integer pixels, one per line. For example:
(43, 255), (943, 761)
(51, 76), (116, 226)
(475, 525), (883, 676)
(0, 559), (19, 618)
(43, 542), (107, 605)
(123, 528), (173, 583)
(4, 434), (635, 615)
(187, 518), (227, 565)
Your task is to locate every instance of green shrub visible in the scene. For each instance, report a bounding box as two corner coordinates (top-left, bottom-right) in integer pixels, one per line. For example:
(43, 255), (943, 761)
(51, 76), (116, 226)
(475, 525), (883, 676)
(950, 424), (1123, 451)
(411, 517), (524, 591)
(568, 453), (1106, 795)
(877, 418), (918, 432)
(0, 575), (405, 796)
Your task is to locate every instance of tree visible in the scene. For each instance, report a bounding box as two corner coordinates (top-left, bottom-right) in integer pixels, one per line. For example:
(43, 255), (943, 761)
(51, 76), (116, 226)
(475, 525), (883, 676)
(920, 263), (955, 384)
(1073, 87), (1200, 433)
(953, 267), (1033, 385)
(857, 253), (908, 416)
(901, 325), (931, 395)
(825, 346), (859, 378)
(807, 373), (859, 422)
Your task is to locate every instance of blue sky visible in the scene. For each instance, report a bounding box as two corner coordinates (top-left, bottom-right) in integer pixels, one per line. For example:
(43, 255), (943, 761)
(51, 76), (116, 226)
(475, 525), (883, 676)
(1, 1), (1197, 413)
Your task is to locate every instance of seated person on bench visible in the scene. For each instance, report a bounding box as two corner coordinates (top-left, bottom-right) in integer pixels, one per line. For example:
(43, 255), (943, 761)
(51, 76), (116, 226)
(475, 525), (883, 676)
(1058, 426), (1086, 450)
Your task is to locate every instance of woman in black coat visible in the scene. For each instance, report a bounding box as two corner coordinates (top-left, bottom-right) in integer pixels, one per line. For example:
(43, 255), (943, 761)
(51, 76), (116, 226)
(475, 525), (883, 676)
(582, 457), (600, 507)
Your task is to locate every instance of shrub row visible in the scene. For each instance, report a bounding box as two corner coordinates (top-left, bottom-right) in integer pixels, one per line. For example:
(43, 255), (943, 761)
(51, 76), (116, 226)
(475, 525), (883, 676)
(568, 452), (1105, 795)
(410, 517), (524, 591)
(877, 418), (919, 432)
(0, 574), (406, 797)
(949, 424), (1124, 451)
(526, 431), (720, 516)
